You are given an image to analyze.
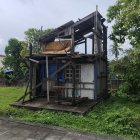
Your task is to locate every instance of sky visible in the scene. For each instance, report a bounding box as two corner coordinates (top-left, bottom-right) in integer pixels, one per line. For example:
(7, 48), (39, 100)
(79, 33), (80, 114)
(0, 0), (116, 57)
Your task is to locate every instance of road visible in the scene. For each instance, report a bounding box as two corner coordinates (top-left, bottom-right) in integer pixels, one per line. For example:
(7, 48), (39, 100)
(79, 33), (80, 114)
(0, 118), (127, 140)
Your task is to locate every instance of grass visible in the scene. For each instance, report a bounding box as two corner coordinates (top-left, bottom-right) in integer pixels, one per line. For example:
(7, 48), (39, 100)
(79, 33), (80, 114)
(0, 87), (140, 140)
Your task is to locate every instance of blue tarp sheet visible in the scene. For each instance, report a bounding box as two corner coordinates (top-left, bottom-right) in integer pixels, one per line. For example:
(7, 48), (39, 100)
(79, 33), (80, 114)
(39, 62), (65, 82)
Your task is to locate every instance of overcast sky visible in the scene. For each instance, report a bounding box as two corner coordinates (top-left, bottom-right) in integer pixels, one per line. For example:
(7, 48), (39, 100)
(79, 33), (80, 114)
(0, 0), (115, 56)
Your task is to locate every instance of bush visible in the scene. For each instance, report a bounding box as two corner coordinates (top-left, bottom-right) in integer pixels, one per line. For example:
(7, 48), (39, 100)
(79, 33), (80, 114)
(117, 82), (140, 102)
(102, 107), (140, 138)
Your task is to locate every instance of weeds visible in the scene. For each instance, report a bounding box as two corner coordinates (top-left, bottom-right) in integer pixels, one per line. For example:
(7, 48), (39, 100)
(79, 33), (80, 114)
(0, 87), (140, 139)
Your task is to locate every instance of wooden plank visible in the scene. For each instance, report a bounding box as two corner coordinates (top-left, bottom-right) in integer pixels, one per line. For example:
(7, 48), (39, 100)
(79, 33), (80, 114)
(65, 82), (95, 84)
(11, 99), (97, 115)
(53, 86), (94, 90)
(29, 58), (39, 64)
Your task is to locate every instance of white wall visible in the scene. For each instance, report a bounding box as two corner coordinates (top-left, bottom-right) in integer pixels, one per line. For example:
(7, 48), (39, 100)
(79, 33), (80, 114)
(80, 64), (94, 99)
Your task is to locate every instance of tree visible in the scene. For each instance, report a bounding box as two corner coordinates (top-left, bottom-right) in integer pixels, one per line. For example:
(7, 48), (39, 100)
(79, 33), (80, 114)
(107, 0), (140, 48)
(110, 42), (123, 60)
(2, 27), (53, 84)
(109, 47), (140, 99)
(24, 28), (53, 53)
(107, 0), (140, 98)
(3, 38), (28, 82)
(122, 48), (140, 95)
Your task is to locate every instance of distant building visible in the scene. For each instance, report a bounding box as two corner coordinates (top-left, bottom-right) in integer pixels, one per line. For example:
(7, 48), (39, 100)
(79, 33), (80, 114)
(0, 55), (5, 69)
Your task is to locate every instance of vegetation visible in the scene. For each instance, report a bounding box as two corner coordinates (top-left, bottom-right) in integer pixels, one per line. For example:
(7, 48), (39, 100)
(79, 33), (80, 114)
(24, 28), (53, 53)
(107, 0), (140, 100)
(109, 46), (140, 101)
(0, 87), (139, 140)
(110, 43), (123, 60)
(107, 0), (140, 48)
(1, 28), (53, 84)
(2, 39), (28, 84)
(0, 1), (139, 140)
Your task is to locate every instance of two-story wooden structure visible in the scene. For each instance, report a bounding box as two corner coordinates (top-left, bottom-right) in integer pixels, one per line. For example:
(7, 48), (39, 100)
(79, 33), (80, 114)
(12, 9), (108, 114)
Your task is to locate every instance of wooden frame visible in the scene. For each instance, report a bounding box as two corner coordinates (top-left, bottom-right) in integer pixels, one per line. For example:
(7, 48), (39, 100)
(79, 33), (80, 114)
(17, 9), (108, 106)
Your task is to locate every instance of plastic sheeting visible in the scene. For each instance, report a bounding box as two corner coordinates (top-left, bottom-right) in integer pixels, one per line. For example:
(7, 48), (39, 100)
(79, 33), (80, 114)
(39, 62), (65, 82)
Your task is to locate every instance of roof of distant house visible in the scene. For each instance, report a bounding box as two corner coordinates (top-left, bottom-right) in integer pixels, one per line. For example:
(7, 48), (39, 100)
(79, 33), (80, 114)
(0, 55), (5, 57)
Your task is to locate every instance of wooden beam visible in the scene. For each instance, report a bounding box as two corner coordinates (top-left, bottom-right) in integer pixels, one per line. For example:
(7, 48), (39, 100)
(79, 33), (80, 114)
(75, 40), (85, 46)
(103, 25), (107, 58)
(71, 27), (75, 54)
(73, 12), (95, 27)
(32, 64), (37, 98)
(29, 44), (33, 100)
(92, 29), (103, 40)
(93, 6), (98, 55)
(85, 38), (87, 54)
(29, 58), (40, 64)
(72, 63), (76, 105)
(49, 61), (71, 78)
(16, 80), (30, 102)
(46, 56), (49, 102)
(92, 37), (94, 55)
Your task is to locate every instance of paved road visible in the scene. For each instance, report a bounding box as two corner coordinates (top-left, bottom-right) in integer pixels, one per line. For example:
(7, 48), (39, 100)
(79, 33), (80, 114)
(0, 118), (127, 140)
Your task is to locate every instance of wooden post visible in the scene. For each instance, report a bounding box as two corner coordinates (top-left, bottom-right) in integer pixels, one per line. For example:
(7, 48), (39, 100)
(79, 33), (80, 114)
(46, 56), (49, 102)
(92, 37), (94, 55)
(94, 62), (98, 100)
(103, 25), (107, 58)
(72, 64), (76, 105)
(94, 5), (98, 54)
(71, 27), (75, 54)
(29, 43), (33, 100)
(32, 64), (37, 98)
(29, 43), (32, 57)
(85, 38), (87, 54)
(103, 25), (108, 96)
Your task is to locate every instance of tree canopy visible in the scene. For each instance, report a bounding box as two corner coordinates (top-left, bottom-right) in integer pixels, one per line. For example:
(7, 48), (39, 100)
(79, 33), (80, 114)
(2, 27), (53, 84)
(107, 0), (140, 98)
(24, 28), (53, 53)
(3, 38), (28, 82)
(107, 0), (140, 48)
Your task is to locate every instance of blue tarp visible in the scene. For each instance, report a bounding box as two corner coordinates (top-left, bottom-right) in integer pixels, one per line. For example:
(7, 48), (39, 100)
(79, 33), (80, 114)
(39, 62), (65, 82)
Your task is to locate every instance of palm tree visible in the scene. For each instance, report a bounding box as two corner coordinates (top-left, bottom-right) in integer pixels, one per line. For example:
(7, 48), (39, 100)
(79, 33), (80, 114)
(111, 42), (123, 60)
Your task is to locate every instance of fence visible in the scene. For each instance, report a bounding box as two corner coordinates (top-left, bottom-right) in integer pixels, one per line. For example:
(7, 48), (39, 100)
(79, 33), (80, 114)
(108, 79), (125, 92)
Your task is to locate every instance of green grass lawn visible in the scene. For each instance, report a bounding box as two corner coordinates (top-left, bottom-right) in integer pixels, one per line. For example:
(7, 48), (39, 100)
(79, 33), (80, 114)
(0, 87), (140, 139)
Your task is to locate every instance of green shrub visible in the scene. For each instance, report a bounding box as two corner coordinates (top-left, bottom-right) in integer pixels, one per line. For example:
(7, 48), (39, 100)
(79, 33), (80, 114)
(102, 107), (140, 138)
